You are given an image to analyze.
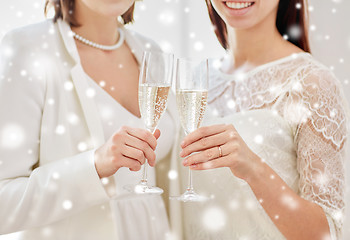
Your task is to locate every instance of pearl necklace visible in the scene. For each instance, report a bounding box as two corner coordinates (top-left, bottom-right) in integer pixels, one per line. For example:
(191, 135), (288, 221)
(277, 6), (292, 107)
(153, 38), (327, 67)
(72, 28), (125, 51)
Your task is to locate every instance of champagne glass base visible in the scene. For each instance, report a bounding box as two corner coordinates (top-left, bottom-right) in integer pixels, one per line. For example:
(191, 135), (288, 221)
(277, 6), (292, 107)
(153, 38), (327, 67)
(124, 182), (164, 195)
(170, 189), (208, 202)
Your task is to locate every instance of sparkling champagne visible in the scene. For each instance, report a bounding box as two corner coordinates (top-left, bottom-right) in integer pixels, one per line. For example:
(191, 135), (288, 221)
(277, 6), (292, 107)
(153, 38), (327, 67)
(139, 84), (170, 132)
(176, 89), (208, 134)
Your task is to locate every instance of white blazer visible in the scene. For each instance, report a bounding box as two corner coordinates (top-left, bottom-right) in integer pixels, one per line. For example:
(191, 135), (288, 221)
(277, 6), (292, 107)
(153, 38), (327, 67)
(0, 19), (179, 240)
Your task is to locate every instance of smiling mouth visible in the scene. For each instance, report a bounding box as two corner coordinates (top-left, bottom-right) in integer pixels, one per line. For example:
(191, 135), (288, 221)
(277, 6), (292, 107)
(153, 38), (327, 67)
(224, 1), (255, 10)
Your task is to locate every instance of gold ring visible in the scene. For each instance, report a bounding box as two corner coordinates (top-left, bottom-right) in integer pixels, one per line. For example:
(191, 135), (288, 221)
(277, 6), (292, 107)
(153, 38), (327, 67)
(218, 146), (222, 158)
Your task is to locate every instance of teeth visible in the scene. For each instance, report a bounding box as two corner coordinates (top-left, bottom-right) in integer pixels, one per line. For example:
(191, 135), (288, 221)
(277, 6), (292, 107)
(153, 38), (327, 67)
(225, 2), (253, 10)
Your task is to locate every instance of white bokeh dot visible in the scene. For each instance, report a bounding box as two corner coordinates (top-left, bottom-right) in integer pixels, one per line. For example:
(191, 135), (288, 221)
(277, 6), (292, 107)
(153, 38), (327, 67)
(62, 200), (73, 210)
(86, 88), (96, 98)
(281, 194), (299, 210)
(101, 106), (113, 120)
(310, 25), (316, 31)
(227, 99), (236, 109)
(1, 124), (25, 149)
(194, 41), (204, 51)
(229, 200), (239, 210)
(20, 70), (27, 76)
(202, 206), (227, 231)
(52, 172), (60, 180)
(77, 142), (88, 152)
(64, 81), (74, 91)
(67, 113), (79, 125)
(254, 135), (263, 144)
(101, 178), (109, 185)
(160, 41), (173, 53)
(168, 170), (178, 180)
(55, 125), (65, 135)
(245, 199), (257, 210)
(158, 11), (174, 25)
(48, 98), (55, 105)
(288, 25), (302, 39)
(41, 227), (52, 237)
(99, 81), (106, 87)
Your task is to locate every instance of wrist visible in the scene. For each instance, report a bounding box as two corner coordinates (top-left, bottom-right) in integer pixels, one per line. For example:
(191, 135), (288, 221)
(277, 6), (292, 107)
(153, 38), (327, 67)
(242, 154), (267, 185)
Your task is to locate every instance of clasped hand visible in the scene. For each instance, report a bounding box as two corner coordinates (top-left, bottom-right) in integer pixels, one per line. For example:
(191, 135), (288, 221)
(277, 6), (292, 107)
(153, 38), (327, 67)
(180, 124), (261, 181)
(95, 126), (160, 178)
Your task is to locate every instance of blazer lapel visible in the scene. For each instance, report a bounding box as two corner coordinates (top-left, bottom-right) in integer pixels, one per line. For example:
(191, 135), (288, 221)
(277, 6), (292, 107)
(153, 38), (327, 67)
(123, 27), (143, 65)
(57, 20), (105, 147)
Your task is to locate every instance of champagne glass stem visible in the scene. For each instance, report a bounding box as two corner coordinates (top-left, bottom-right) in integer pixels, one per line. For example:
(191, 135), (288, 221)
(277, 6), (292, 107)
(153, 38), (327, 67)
(141, 162), (148, 183)
(140, 128), (154, 184)
(187, 168), (193, 191)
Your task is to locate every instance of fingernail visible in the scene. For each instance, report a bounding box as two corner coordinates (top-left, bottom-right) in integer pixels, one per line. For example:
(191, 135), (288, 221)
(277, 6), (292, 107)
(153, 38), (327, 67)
(183, 159), (188, 166)
(181, 141), (185, 147)
(190, 164), (197, 169)
(179, 151), (184, 157)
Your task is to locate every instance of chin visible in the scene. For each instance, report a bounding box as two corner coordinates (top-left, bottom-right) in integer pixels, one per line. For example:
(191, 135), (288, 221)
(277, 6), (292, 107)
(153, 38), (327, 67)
(224, 18), (257, 30)
(96, 2), (133, 18)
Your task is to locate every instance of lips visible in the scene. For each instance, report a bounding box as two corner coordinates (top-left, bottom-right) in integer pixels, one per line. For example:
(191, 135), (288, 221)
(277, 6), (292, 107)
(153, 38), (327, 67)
(224, 1), (255, 10)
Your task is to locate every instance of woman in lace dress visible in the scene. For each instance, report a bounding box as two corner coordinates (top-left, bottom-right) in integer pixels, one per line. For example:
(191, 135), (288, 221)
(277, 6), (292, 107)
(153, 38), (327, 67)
(0, 0), (174, 239)
(177, 0), (349, 239)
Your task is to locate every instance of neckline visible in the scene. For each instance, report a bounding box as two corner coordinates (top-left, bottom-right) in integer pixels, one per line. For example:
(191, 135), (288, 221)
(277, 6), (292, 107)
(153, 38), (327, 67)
(216, 52), (310, 80)
(59, 20), (143, 120)
(85, 73), (142, 120)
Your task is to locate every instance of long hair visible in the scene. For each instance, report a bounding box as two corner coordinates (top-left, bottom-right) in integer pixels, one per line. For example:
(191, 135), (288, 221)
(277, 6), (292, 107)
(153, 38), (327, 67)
(205, 0), (311, 52)
(44, 0), (135, 27)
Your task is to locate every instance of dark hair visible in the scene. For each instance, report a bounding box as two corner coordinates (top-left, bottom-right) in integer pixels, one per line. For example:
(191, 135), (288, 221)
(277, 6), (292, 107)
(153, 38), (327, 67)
(44, 0), (135, 27)
(205, 0), (311, 52)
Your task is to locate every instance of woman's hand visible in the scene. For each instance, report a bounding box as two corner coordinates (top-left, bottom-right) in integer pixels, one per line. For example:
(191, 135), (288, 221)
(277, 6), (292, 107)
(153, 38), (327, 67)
(94, 126), (161, 178)
(180, 124), (261, 181)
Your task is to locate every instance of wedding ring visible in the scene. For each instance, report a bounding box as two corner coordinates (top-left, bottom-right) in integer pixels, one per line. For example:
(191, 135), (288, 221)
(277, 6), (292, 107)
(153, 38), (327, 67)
(218, 146), (223, 158)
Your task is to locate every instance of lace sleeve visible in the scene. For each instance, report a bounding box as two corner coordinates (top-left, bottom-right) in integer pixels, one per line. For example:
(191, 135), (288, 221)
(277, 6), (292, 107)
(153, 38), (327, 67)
(294, 66), (349, 239)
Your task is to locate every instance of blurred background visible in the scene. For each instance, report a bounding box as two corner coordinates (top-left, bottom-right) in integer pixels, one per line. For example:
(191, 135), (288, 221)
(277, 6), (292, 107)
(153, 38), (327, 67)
(0, 0), (349, 238)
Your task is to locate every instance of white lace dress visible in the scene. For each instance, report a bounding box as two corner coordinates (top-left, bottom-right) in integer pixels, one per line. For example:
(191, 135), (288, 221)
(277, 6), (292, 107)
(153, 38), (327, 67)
(179, 53), (349, 240)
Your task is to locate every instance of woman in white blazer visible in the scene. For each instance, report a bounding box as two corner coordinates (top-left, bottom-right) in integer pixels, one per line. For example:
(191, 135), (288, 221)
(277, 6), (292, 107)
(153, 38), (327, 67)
(0, 0), (177, 239)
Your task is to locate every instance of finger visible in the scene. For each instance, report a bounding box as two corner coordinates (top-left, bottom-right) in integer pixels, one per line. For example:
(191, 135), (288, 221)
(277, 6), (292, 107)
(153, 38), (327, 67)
(180, 131), (228, 158)
(181, 124), (227, 148)
(124, 136), (156, 167)
(189, 155), (232, 170)
(183, 145), (223, 166)
(124, 126), (157, 150)
(118, 156), (142, 172)
(122, 145), (146, 165)
(153, 129), (161, 140)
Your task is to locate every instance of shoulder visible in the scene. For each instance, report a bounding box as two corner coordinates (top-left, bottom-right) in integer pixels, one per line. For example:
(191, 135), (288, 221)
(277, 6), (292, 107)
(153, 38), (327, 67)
(1, 20), (55, 49)
(0, 21), (55, 86)
(293, 54), (343, 96)
(293, 54), (350, 143)
(289, 53), (336, 81)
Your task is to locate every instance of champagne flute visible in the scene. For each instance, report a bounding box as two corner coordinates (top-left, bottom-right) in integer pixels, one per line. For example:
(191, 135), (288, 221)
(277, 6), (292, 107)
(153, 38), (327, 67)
(125, 51), (174, 194)
(172, 58), (209, 202)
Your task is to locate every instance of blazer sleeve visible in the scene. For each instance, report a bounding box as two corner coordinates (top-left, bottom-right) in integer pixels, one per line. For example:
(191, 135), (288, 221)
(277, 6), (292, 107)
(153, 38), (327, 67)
(0, 30), (110, 234)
